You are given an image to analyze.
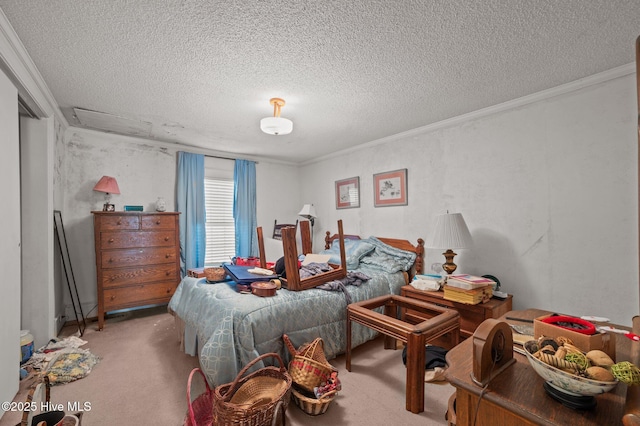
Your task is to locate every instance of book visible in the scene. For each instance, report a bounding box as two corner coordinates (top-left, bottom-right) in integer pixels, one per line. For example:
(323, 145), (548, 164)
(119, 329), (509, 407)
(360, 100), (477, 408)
(447, 274), (496, 290)
(443, 285), (492, 305)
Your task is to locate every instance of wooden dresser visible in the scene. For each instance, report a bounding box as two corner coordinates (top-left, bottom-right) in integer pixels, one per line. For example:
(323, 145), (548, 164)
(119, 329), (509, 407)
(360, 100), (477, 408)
(92, 211), (181, 330)
(401, 285), (512, 348)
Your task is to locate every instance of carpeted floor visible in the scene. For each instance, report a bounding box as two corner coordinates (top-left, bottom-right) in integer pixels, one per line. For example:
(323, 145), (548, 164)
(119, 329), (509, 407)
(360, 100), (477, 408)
(0, 306), (453, 425)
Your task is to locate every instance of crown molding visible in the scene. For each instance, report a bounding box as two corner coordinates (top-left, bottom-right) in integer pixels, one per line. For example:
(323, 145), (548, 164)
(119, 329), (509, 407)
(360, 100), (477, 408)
(0, 9), (68, 127)
(304, 62), (636, 166)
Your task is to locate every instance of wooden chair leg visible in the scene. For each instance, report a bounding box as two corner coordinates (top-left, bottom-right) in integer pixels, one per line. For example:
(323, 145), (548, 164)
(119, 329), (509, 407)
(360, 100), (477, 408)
(346, 311), (352, 371)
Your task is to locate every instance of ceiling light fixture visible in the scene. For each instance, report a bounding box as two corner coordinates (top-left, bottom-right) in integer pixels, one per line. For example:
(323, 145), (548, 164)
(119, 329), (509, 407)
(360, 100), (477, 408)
(260, 98), (293, 135)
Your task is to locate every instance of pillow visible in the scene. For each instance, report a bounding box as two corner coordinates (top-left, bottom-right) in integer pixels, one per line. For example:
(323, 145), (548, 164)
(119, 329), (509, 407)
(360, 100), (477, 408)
(318, 239), (376, 269)
(358, 236), (417, 273)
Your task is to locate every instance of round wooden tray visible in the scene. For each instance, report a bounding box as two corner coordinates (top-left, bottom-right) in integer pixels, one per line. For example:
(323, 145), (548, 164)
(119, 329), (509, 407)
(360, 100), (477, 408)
(250, 281), (277, 297)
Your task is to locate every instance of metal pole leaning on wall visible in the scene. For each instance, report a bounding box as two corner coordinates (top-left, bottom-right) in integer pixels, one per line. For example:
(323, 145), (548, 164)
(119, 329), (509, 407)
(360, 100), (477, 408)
(54, 210), (86, 336)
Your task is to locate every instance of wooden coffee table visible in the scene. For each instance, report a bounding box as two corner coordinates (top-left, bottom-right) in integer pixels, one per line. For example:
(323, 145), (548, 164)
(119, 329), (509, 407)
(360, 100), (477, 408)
(346, 294), (460, 413)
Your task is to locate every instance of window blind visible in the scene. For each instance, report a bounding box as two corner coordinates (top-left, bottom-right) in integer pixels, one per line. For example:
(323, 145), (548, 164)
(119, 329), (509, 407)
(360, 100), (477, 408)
(204, 177), (235, 265)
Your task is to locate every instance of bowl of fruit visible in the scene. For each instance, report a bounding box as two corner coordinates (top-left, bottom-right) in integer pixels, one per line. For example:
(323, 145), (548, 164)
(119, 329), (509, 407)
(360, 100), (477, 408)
(523, 337), (621, 397)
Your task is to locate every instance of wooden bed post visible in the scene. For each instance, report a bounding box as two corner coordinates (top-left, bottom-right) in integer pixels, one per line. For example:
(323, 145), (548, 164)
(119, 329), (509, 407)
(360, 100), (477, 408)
(337, 219), (347, 272)
(257, 226), (266, 268)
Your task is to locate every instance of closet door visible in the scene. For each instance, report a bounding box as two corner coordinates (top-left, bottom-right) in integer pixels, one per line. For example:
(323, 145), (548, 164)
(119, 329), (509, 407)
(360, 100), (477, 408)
(0, 69), (20, 405)
(637, 35), (640, 315)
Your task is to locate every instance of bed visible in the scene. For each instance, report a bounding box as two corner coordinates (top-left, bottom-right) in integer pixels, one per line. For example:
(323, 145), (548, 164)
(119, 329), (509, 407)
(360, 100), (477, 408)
(168, 222), (424, 386)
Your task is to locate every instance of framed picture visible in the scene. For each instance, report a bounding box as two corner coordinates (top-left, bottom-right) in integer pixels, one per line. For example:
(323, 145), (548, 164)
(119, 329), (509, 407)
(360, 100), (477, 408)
(374, 169), (408, 207)
(335, 176), (360, 209)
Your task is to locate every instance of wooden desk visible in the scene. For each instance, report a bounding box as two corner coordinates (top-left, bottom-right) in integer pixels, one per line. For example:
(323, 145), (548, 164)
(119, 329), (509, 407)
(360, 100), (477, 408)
(445, 309), (632, 426)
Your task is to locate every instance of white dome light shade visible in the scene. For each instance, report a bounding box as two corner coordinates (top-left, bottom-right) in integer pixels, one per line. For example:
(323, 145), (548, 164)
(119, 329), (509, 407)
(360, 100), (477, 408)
(260, 97), (293, 135)
(260, 116), (293, 135)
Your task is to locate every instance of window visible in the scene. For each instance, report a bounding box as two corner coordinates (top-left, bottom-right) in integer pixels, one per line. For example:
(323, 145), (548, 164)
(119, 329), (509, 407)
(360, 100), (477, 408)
(204, 177), (235, 266)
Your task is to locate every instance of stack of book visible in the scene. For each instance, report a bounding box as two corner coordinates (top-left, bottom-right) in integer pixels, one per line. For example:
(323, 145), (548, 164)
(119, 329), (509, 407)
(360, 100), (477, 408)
(447, 274), (496, 290)
(443, 274), (495, 304)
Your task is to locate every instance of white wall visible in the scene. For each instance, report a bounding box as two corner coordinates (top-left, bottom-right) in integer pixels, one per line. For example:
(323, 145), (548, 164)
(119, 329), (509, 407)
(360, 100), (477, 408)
(59, 128), (301, 319)
(0, 68), (20, 411)
(20, 116), (56, 348)
(301, 72), (638, 326)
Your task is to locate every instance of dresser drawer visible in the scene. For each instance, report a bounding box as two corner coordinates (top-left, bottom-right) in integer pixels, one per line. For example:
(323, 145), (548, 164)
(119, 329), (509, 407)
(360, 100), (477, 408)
(101, 247), (177, 268)
(98, 215), (140, 230)
(103, 281), (177, 310)
(93, 211), (181, 330)
(101, 265), (179, 287)
(100, 231), (176, 249)
(141, 215), (176, 230)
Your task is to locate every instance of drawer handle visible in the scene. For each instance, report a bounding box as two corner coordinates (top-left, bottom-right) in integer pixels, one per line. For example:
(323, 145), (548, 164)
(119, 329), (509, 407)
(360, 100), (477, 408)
(156, 220), (161, 225)
(110, 295), (116, 301)
(165, 254), (171, 258)
(165, 271), (171, 276)
(166, 288), (171, 293)
(108, 238), (114, 243)
(117, 220), (122, 225)
(164, 237), (169, 241)
(108, 258), (113, 263)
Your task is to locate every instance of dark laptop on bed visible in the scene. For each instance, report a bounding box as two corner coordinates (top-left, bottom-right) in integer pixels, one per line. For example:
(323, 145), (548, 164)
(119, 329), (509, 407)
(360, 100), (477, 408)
(222, 264), (277, 285)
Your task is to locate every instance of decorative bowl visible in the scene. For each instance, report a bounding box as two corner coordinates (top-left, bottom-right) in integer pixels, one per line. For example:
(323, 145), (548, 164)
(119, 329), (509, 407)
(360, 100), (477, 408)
(523, 340), (618, 396)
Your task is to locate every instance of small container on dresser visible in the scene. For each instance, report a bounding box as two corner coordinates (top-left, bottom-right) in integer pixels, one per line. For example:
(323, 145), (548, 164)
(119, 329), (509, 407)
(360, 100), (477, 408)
(92, 211), (181, 330)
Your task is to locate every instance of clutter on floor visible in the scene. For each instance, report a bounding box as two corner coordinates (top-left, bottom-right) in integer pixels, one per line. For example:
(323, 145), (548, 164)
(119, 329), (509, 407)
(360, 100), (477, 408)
(402, 344), (449, 382)
(20, 333), (100, 385)
(16, 374), (83, 426)
(283, 334), (341, 416)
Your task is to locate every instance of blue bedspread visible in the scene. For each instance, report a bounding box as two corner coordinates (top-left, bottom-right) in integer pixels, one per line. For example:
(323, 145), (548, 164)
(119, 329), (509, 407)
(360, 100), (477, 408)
(169, 236), (416, 386)
(169, 266), (407, 386)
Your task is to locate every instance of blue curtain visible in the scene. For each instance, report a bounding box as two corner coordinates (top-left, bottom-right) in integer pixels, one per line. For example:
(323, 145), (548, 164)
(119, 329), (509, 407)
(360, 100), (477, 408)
(233, 159), (257, 258)
(176, 151), (206, 277)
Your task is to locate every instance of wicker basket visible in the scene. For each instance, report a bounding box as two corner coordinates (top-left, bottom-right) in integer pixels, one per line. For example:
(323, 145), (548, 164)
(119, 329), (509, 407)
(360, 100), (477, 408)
(291, 387), (337, 416)
(288, 356), (333, 392)
(283, 334), (334, 392)
(283, 334), (329, 365)
(184, 368), (213, 426)
(213, 353), (292, 426)
(204, 267), (226, 282)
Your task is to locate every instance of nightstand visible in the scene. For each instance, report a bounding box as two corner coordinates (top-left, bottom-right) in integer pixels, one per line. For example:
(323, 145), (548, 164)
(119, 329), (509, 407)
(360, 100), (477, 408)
(400, 285), (513, 348)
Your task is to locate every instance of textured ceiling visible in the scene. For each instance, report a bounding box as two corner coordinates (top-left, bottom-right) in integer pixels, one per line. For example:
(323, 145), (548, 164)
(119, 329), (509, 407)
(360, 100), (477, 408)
(0, 0), (639, 163)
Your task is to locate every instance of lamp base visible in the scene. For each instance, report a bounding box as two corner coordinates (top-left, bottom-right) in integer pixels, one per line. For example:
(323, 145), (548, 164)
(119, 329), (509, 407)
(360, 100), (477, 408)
(442, 249), (458, 275)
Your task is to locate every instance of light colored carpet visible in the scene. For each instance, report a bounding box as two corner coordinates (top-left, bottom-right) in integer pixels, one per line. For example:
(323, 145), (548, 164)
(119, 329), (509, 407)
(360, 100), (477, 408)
(0, 306), (453, 426)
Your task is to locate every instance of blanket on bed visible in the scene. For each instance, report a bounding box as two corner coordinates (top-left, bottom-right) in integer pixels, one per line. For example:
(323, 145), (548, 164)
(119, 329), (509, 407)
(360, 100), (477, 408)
(169, 237), (416, 386)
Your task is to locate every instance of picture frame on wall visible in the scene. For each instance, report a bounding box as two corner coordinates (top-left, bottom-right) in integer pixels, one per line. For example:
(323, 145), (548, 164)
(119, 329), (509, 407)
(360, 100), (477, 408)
(374, 168), (408, 207)
(335, 176), (360, 209)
